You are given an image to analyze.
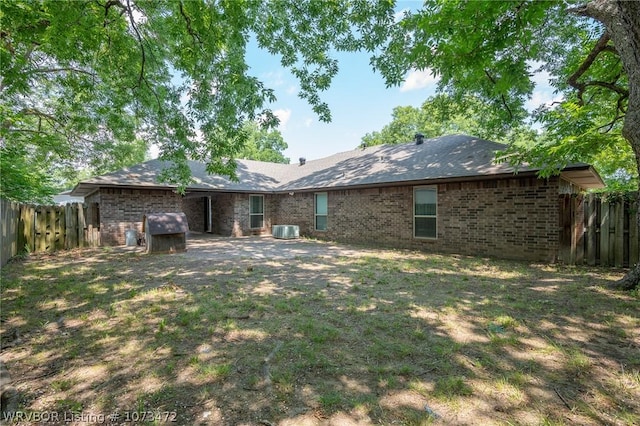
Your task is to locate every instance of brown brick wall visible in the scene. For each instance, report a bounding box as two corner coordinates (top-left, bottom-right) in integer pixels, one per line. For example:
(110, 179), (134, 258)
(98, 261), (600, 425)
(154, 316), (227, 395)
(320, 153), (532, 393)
(97, 188), (183, 245)
(432, 177), (560, 261)
(273, 176), (560, 262)
(93, 175), (560, 261)
(209, 193), (274, 236)
(182, 197), (205, 232)
(273, 193), (315, 234)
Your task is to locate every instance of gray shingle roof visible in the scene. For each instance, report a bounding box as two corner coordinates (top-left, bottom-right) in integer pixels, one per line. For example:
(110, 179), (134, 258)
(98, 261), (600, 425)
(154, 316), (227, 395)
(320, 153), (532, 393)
(71, 134), (604, 196)
(278, 135), (527, 190)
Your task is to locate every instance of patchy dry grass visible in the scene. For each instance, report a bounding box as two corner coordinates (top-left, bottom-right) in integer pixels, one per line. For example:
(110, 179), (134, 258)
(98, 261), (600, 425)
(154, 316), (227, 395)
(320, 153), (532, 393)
(1, 242), (639, 425)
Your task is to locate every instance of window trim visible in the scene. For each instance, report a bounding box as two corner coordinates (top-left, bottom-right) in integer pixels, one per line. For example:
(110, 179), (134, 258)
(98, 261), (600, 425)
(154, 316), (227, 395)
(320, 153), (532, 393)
(249, 194), (264, 229)
(315, 192), (328, 231)
(413, 186), (437, 239)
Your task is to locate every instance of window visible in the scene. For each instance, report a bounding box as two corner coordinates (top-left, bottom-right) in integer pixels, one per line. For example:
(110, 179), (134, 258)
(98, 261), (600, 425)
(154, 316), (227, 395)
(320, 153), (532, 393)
(249, 195), (264, 229)
(315, 192), (328, 231)
(414, 186), (437, 239)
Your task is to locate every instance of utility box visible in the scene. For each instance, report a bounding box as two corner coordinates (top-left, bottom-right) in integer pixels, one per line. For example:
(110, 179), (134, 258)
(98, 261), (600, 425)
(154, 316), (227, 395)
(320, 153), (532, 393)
(143, 212), (189, 254)
(272, 225), (300, 239)
(125, 230), (137, 246)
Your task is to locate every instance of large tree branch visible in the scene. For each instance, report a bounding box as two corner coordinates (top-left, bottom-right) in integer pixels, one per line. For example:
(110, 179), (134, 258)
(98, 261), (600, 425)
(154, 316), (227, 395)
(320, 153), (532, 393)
(484, 69), (514, 120)
(567, 31), (628, 103)
(120, 0), (162, 112)
(179, 2), (203, 45)
(124, 0), (146, 88)
(568, 31), (611, 88)
(596, 113), (625, 133)
(17, 108), (59, 123)
(99, 0), (127, 26)
(27, 67), (97, 77)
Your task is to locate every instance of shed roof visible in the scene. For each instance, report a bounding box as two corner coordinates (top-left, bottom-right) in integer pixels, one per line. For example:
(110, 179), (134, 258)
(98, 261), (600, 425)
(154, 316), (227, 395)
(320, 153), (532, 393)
(71, 134), (605, 196)
(144, 213), (189, 235)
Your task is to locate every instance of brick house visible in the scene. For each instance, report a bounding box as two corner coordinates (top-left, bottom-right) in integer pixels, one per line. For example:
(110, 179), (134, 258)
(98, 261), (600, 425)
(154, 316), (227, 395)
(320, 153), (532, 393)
(71, 135), (604, 262)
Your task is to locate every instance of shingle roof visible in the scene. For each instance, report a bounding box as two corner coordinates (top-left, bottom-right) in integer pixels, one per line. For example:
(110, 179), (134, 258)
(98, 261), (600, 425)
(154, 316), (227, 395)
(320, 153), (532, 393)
(71, 134), (604, 196)
(278, 135), (528, 190)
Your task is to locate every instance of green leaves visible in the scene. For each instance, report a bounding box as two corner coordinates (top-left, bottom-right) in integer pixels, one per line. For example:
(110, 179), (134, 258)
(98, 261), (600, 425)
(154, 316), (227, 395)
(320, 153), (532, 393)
(2, 0), (635, 203)
(360, 94), (520, 147)
(2, 0), (400, 202)
(370, 0), (635, 190)
(236, 121), (289, 164)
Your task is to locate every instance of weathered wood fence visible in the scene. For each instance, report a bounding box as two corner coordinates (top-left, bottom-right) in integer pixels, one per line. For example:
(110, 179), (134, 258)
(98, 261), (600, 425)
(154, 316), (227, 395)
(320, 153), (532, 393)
(560, 193), (639, 267)
(1, 198), (100, 267)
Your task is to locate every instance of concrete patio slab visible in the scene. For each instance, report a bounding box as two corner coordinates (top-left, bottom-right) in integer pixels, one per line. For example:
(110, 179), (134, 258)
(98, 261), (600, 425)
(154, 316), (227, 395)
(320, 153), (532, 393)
(183, 233), (379, 260)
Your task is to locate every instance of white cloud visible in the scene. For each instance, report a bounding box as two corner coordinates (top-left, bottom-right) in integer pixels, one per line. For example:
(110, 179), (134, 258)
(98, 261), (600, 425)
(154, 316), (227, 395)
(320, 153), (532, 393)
(526, 90), (564, 111)
(400, 69), (439, 92)
(304, 118), (313, 128)
(286, 85), (298, 95)
(262, 71), (285, 87)
(274, 108), (292, 130)
(148, 143), (160, 159)
(394, 8), (410, 22)
(526, 69), (564, 111)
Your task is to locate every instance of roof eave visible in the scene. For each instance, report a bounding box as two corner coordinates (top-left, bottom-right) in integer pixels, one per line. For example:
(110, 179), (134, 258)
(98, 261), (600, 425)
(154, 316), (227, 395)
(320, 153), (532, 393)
(560, 164), (606, 190)
(70, 182), (178, 197)
(275, 170), (546, 193)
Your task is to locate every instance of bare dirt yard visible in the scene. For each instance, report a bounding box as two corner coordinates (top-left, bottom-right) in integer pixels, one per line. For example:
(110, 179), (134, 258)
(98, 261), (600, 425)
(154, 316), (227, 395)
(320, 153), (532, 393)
(1, 236), (638, 425)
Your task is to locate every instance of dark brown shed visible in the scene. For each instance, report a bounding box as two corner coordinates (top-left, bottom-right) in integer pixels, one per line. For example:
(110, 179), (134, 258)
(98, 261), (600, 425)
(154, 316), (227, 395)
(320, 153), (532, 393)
(143, 212), (189, 254)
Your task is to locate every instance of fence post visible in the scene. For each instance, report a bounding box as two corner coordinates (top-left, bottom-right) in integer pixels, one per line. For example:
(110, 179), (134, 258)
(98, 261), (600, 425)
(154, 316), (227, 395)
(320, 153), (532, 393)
(77, 203), (86, 247)
(585, 194), (597, 266)
(22, 205), (34, 252)
(0, 199), (18, 266)
(600, 201), (610, 266)
(65, 204), (74, 249)
(36, 206), (46, 252)
(613, 201), (624, 268)
(56, 205), (65, 251)
(573, 195), (584, 265)
(46, 206), (55, 252)
(630, 200), (639, 267)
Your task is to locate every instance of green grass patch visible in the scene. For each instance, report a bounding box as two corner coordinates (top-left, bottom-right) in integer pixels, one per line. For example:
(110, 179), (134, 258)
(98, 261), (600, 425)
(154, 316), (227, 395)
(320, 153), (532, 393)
(0, 244), (636, 425)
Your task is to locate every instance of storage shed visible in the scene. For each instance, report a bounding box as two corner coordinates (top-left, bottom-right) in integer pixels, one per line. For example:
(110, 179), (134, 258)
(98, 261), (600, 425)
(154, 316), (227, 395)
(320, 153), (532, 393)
(143, 212), (189, 254)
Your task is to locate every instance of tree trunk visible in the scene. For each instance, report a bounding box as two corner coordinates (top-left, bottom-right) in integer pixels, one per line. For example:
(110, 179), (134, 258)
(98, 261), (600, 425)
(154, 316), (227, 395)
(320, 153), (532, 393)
(575, 0), (640, 290)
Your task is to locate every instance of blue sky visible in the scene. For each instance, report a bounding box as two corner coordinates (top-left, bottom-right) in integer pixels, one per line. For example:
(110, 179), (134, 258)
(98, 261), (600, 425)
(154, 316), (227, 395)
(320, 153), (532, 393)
(248, 44), (439, 162)
(152, 3), (560, 164)
(245, 14), (560, 164)
(248, 46), (559, 163)
(245, 2), (438, 163)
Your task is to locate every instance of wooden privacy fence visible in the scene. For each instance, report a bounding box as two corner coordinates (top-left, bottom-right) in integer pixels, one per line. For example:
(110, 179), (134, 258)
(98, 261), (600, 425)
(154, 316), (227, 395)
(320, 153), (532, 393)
(1, 198), (99, 267)
(560, 193), (639, 267)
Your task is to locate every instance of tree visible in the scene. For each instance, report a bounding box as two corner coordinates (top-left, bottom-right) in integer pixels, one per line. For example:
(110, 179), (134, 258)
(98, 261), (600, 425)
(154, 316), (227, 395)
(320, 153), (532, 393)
(360, 94), (536, 148)
(0, 143), (58, 203)
(237, 121), (289, 164)
(370, 1), (639, 289)
(1, 0), (393, 200)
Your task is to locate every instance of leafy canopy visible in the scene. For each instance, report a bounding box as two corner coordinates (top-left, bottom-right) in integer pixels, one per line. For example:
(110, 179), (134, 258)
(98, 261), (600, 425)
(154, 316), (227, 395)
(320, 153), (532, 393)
(0, 0), (395, 202)
(360, 94), (537, 148)
(2, 0), (636, 201)
(236, 121), (289, 164)
(371, 1), (635, 186)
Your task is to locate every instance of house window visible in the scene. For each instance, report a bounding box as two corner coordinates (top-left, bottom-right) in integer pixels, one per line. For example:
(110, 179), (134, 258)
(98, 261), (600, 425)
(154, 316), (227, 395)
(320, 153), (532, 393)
(315, 192), (328, 231)
(249, 195), (264, 229)
(414, 186), (437, 239)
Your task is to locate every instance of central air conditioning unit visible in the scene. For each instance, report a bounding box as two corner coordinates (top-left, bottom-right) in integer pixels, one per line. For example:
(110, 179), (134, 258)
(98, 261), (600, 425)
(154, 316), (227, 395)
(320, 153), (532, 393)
(272, 225), (300, 239)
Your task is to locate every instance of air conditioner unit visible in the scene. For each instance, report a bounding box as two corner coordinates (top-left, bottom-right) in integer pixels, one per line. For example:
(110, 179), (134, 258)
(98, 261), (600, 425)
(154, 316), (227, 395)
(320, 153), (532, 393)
(272, 225), (300, 239)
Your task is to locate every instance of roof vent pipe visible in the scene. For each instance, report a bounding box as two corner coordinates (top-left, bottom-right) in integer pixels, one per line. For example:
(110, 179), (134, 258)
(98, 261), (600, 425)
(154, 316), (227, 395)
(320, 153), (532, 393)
(299, 157), (306, 166)
(415, 133), (424, 145)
